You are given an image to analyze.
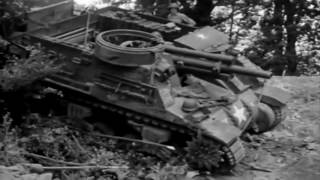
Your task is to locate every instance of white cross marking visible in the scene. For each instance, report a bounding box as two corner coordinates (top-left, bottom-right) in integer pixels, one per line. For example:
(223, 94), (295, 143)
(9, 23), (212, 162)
(196, 33), (206, 39)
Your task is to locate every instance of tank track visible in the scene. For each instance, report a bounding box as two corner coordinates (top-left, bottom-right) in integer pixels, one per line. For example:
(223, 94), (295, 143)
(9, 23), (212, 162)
(50, 85), (245, 171)
(269, 105), (287, 130)
(222, 139), (245, 167)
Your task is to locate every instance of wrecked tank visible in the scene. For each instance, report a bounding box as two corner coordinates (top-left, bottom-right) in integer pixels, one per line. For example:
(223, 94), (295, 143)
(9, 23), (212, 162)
(95, 5), (290, 133)
(13, 4), (290, 171)
(17, 27), (287, 171)
(93, 6), (290, 134)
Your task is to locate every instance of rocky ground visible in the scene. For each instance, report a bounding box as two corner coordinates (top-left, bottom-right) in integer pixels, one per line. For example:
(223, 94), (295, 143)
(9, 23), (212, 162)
(214, 76), (320, 180)
(1, 76), (319, 180)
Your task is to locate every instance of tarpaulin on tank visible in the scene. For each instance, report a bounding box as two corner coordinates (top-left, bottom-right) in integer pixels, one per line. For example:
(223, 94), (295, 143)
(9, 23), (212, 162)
(174, 26), (230, 52)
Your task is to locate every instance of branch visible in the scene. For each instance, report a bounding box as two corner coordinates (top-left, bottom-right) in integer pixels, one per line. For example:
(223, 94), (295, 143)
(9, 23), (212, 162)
(89, 132), (175, 150)
(21, 152), (88, 166)
(240, 162), (272, 172)
(212, 6), (249, 25)
(21, 163), (128, 173)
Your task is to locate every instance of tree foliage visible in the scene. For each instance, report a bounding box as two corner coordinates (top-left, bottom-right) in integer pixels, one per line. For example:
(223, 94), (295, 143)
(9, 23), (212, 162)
(136, 0), (319, 75)
(255, 0), (319, 74)
(0, 52), (61, 91)
(0, 0), (27, 38)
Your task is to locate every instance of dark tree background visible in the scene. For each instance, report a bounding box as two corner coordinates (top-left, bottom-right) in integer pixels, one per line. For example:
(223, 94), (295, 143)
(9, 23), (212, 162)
(136, 0), (318, 75)
(0, 0), (27, 38)
(256, 0), (320, 74)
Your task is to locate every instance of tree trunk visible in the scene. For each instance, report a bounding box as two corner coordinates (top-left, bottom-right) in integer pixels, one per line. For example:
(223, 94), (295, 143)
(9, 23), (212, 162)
(136, 0), (156, 14)
(284, 0), (298, 74)
(188, 0), (215, 26)
(273, 0), (284, 57)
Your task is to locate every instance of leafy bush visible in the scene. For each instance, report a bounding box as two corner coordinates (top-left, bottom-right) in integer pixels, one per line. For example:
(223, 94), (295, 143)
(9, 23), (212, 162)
(0, 53), (61, 91)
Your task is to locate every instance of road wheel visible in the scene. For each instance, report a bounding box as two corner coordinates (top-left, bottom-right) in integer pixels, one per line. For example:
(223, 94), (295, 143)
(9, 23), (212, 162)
(250, 103), (276, 134)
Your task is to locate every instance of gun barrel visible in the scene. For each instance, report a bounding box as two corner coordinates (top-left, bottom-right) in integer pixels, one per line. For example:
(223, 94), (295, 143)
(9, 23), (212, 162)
(164, 45), (235, 65)
(220, 65), (272, 78)
(172, 55), (272, 79)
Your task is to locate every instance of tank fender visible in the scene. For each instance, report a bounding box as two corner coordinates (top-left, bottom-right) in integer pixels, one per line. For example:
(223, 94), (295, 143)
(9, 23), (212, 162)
(200, 121), (242, 145)
(255, 86), (291, 107)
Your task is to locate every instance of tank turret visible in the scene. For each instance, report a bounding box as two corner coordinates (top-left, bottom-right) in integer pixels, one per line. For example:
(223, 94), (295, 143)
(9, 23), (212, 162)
(95, 29), (163, 67)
